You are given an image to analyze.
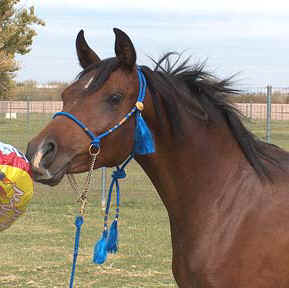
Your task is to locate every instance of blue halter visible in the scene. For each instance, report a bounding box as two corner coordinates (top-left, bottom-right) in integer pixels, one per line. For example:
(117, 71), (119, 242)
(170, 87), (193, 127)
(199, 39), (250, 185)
(53, 67), (155, 287)
(53, 67), (155, 155)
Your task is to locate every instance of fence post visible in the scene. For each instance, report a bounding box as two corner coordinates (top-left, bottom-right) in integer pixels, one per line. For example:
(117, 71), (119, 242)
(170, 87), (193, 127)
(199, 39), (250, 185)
(26, 94), (30, 128)
(9, 101), (12, 120)
(266, 85), (272, 143)
(245, 102), (248, 118)
(101, 167), (106, 210)
(249, 100), (253, 120)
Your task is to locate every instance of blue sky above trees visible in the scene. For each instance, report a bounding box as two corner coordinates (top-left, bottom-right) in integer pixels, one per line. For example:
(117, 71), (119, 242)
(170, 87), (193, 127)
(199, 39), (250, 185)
(16, 0), (289, 86)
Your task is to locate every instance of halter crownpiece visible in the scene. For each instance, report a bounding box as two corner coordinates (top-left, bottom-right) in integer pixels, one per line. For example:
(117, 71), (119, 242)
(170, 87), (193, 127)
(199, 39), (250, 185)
(133, 68), (155, 155)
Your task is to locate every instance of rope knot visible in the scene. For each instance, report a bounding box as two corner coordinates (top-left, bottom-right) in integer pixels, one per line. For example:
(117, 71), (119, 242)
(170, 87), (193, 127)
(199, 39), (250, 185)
(90, 138), (100, 148)
(112, 169), (126, 179)
(74, 215), (83, 229)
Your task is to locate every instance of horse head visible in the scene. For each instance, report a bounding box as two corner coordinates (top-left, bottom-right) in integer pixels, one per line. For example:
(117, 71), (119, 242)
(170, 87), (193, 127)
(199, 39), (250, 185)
(26, 28), (153, 185)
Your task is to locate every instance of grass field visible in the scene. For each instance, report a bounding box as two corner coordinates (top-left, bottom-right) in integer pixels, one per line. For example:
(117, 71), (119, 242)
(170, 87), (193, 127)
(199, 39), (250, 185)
(245, 119), (289, 151)
(0, 114), (289, 288)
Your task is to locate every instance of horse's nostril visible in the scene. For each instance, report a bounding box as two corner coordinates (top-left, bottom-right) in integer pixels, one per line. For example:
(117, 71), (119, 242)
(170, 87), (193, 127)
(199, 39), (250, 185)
(45, 142), (55, 154)
(42, 140), (57, 168)
(25, 143), (32, 162)
(26, 139), (58, 181)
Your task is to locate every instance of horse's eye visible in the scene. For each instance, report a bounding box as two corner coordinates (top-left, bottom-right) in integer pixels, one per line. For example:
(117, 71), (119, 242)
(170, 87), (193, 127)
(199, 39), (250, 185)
(108, 93), (123, 105)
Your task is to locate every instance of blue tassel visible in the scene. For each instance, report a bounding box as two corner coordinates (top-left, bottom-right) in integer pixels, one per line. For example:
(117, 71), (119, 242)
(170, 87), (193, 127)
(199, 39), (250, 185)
(93, 229), (108, 264)
(107, 219), (118, 253)
(134, 112), (155, 155)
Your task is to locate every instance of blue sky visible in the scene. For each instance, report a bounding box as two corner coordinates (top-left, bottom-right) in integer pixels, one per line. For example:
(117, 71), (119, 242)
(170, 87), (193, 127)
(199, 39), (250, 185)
(16, 0), (289, 87)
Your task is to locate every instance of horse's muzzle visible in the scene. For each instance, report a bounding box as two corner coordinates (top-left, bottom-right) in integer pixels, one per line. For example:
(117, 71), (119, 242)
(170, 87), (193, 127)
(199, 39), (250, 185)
(26, 138), (58, 183)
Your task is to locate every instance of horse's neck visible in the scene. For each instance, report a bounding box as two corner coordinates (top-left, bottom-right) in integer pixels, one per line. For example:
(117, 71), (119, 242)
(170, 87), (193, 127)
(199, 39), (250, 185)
(135, 115), (246, 224)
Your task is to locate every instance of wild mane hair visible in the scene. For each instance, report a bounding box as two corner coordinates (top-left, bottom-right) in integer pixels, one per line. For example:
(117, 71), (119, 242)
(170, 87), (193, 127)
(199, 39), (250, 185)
(141, 52), (282, 181)
(76, 52), (282, 181)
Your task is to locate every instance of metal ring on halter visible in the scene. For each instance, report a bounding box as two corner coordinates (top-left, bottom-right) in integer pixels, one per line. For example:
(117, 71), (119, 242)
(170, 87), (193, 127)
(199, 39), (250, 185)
(89, 144), (101, 156)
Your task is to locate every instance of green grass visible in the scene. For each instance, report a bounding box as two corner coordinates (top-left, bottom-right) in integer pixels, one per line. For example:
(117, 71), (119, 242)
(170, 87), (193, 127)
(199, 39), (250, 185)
(245, 119), (289, 150)
(0, 165), (174, 287)
(0, 114), (288, 288)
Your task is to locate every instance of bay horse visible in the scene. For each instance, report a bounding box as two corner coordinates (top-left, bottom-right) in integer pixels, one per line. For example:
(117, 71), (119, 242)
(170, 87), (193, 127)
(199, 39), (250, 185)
(26, 28), (289, 287)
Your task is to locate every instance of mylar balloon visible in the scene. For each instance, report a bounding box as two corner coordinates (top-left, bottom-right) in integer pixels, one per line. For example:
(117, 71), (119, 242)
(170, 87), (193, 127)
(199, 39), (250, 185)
(0, 142), (33, 231)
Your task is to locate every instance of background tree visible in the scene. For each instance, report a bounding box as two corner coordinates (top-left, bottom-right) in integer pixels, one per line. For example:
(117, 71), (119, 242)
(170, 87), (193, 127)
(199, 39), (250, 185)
(0, 0), (44, 99)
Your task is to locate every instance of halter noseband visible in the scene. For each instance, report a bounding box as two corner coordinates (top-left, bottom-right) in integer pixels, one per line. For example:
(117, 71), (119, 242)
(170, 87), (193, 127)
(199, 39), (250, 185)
(52, 67), (153, 156)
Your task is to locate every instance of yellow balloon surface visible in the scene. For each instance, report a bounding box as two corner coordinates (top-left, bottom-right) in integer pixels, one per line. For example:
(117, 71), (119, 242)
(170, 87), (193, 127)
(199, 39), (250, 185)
(0, 165), (34, 231)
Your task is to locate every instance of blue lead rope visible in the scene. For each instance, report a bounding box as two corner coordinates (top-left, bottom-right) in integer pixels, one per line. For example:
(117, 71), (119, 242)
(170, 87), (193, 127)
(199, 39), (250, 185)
(69, 215), (84, 288)
(93, 155), (133, 264)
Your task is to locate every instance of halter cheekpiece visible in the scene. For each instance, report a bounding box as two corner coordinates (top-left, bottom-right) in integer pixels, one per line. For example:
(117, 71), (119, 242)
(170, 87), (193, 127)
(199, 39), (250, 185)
(53, 67), (155, 288)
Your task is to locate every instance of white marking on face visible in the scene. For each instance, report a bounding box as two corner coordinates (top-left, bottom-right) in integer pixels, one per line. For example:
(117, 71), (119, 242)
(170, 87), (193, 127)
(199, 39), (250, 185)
(31, 140), (54, 180)
(84, 76), (94, 89)
(32, 149), (44, 169)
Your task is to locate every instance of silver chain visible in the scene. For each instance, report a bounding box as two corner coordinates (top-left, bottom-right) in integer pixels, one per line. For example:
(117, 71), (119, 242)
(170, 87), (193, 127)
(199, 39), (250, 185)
(67, 152), (98, 216)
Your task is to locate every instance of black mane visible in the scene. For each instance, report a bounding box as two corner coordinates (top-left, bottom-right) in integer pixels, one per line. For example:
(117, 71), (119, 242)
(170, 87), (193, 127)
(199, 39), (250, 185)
(140, 52), (281, 181)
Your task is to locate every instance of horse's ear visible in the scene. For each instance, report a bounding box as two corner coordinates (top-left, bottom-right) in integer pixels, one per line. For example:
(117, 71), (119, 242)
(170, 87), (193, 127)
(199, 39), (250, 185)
(76, 30), (100, 69)
(113, 28), (136, 70)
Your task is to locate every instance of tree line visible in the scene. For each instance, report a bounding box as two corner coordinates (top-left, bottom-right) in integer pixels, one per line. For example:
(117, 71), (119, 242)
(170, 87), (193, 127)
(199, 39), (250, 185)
(0, 0), (44, 99)
(9, 80), (68, 101)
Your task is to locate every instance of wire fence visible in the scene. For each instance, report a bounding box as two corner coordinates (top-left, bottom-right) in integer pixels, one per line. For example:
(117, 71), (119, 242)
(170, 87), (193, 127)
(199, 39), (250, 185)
(4, 101), (289, 121)
(2, 100), (289, 120)
(2, 86), (289, 147)
(1, 86), (289, 203)
(236, 103), (289, 120)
